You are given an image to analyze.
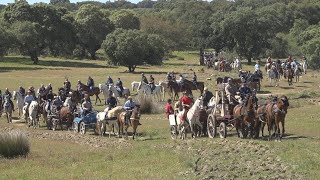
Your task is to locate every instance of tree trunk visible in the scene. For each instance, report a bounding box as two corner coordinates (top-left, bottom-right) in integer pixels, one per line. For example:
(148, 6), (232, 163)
(29, 50), (39, 64)
(199, 48), (204, 65)
(128, 65), (136, 72)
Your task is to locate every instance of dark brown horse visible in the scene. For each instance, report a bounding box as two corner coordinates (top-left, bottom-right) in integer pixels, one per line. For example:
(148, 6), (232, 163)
(233, 95), (257, 138)
(80, 84), (101, 105)
(265, 95), (289, 141)
(118, 105), (141, 140)
(167, 80), (192, 101)
(284, 69), (294, 86)
(183, 79), (204, 94)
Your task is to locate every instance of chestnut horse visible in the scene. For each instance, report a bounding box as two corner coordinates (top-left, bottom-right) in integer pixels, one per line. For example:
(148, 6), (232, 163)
(79, 84), (101, 105)
(265, 95), (289, 141)
(233, 95), (257, 138)
(284, 69), (294, 86)
(118, 105), (141, 140)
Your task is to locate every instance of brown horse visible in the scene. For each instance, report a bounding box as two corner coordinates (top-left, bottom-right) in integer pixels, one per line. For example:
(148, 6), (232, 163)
(80, 84), (101, 105)
(183, 79), (204, 94)
(118, 105), (141, 140)
(233, 95), (257, 138)
(167, 81), (192, 101)
(265, 95), (289, 141)
(51, 107), (74, 131)
(284, 69), (294, 86)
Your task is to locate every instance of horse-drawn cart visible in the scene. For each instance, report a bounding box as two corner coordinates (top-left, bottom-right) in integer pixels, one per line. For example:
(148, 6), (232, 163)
(207, 90), (235, 138)
(73, 111), (98, 134)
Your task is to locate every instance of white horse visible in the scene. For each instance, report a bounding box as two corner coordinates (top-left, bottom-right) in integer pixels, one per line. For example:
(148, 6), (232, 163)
(96, 106), (123, 138)
(232, 59), (242, 71)
(131, 81), (140, 92)
(108, 84), (130, 100)
(138, 82), (162, 102)
(13, 91), (25, 118)
(24, 100), (39, 128)
(158, 81), (172, 102)
(267, 69), (279, 87)
(302, 61), (308, 74)
(98, 84), (109, 105)
(176, 96), (203, 138)
(3, 96), (13, 123)
(294, 66), (301, 83)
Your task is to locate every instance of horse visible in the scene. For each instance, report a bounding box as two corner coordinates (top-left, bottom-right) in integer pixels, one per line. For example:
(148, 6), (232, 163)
(302, 61), (308, 74)
(51, 106), (74, 131)
(117, 105), (141, 140)
(183, 79), (204, 94)
(79, 84), (101, 105)
(167, 80), (192, 101)
(176, 96), (204, 138)
(265, 95), (289, 141)
(138, 82), (162, 102)
(3, 96), (13, 123)
(13, 91), (25, 118)
(131, 81), (140, 92)
(27, 100), (39, 128)
(233, 94), (257, 138)
(294, 66), (301, 83)
(267, 69), (279, 87)
(284, 69), (294, 86)
(107, 84), (130, 100)
(96, 106), (123, 138)
(98, 84), (110, 105)
(159, 81), (172, 102)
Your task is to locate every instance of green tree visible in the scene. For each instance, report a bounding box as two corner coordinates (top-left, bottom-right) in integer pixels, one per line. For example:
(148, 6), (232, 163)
(111, 10), (140, 30)
(75, 4), (114, 59)
(0, 27), (12, 56)
(300, 25), (320, 69)
(102, 29), (165, 72)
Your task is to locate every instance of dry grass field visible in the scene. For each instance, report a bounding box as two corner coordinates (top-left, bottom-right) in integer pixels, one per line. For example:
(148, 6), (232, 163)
(0, 52), (319, 179)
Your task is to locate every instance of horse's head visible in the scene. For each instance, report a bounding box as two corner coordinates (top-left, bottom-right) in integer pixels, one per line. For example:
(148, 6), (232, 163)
(131, 105), (141, 120)
(278, 95), (289, 113)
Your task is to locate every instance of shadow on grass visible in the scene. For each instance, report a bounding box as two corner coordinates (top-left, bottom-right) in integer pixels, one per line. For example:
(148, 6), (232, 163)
(0, 66), (66, 73)
(296, 85), (308, 88)
(1, 56), (108, 69)
(257, 90), (272, 94)
(303, 81), (313, 84)
(279, 86), (295, 89)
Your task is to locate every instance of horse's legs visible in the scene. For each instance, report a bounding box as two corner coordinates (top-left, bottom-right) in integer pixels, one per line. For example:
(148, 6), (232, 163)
(281, 119), (285, 140)
(274, 116), (280, 141)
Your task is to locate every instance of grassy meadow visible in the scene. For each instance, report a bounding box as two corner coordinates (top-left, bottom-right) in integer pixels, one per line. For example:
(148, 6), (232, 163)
(0, 52), (320, 179)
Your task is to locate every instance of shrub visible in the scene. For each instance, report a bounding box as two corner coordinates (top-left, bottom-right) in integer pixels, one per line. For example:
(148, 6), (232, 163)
(0, 131), (30, 158)
(135, 94), (162, 114)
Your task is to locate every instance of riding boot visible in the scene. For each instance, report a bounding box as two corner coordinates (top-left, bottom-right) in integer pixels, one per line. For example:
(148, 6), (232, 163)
(10, 101), (15, 111)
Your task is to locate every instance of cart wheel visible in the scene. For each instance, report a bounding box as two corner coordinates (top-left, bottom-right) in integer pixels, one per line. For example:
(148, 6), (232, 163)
(79, 122), (86, 134)
(73, 122), (79, 133)
(207, 115), (217, 138)
(170, 125), (177, 140)
(219, 122), (227, 138)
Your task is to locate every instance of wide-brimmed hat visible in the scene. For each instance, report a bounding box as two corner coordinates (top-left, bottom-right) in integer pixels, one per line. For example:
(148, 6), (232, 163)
(204, 87), (208, 91)
(128, 96), (132, 100)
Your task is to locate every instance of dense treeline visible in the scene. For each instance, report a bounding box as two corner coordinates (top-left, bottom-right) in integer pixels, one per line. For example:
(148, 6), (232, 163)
(0, 0), (320, 70)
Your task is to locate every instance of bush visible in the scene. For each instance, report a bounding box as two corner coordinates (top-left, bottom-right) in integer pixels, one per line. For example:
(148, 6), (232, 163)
(135, 94), (162, 114)
(0, 131), (30, 158)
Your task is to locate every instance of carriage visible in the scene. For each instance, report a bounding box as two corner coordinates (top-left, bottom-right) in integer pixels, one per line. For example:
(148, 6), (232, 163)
(206, 90), (235, 138)
(73, 111), (98, 134)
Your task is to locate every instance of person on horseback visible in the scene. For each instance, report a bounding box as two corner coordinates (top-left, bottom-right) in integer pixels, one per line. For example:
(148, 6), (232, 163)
(58, 90), (66, 102)
(181, 92), (193, 124)
(81, 94), (92, 117)
(202, 87), (213, 108)
(51, 96), (63, 115)
(254, 61), (260, 72)
(149, 75), (155, 93)
(24, 91), (34, 116)
(165, 99), (174, 119)
(38, 84), (46, 99)
(107, 93), (117, 109)
(106, 76), (113, 86)
(192, 72), (198, 88)
(141, 73), (148, 84)
(267, 56), (272, 64)
(225, 78), (238, 104)
(46, 83), (53, 92)
(87, 76), (94, 92)
(178, 74), (185, 91)
(271, 62), (279, 78)
(123, 96), (136, 125)
(166, 72), (172, 81)
(2, 88), (14, 111)
(19, 86), (26, 97)
(116, 78), (123, 97)
(64, 78), (71, 94)
(238, 83), (252, 103)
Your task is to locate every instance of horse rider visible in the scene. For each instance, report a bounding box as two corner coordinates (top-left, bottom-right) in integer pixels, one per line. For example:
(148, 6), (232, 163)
(266, 56), (272, 64)
(202, 87), (213, 108)
(77, 80), (84, 98)
(165, 99), (174, 120)
(166, 72), (172, 81)
(141, 73), (148, 84)
(81, 94), (92, 117)
(23, 91), (34, 116)
(106, 76), (113, 86)
(149, 75), (155, 93)
(238, 83), (252, 103)
(64, 78), (71, 94)
(38, 84), (46, 99)
(116, 77), (124, 97)
(192, 72), (198, 88)
(51, 95), (63, 114)
(225, 78), (238, 104)
(123, 96), (136, 125)
(107, 92), (117, 109)
(2, 88), (14, 111)
(181, 92), (193, 124)
(19, 86), (26, 97)
(58, 89), (66, 102)
(178, 74), (185, 91)
(87, 76), (94, 92)
(287, 55), (293, 63)
(46, 83), (53, 92)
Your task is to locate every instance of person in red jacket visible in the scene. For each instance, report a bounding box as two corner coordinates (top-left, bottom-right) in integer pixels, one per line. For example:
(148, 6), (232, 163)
(165, 99), (174, 119)
(181, 92), (193, 123)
